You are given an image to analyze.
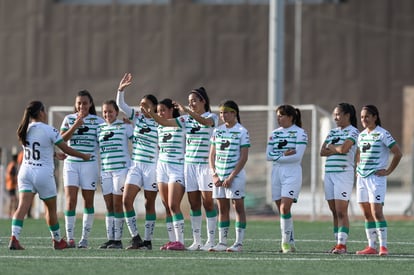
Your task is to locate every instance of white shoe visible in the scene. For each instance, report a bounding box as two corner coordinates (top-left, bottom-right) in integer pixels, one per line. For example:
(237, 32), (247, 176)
(208, 243), (227, 252)
(200, 242), (215, 251)
(187, 242), (201, 251)
(226, 243), (242, 252)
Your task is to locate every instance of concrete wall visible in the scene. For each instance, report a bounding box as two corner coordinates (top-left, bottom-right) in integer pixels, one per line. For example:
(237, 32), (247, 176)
(1, 0), (414, 155)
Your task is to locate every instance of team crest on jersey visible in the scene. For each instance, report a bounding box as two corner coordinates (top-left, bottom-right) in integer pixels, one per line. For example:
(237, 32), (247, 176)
(371, 133), (380, 141)
(89, 118), (98, 125)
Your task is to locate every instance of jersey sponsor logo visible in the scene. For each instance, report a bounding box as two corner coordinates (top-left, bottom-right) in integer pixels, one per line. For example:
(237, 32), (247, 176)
(277, 139), (288, 149)
(139, 126), (151, 134)
(190, 125), (201, 134)
(331, 137), (340, 144)
(103, 131), (114, 141)
(162, 133), (172, 142)
(220, 140), (230, 150)
(362, 143), (371, 153)
(77, 126), (90, 135)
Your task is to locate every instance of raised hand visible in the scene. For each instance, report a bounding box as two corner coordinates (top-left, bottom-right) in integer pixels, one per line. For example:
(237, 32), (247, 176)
(118, 73), (132, 91)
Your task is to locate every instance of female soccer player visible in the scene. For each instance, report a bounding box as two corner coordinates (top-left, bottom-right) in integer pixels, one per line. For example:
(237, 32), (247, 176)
(9, 101), (91, 250)
(97, 100), (133, 249)
(61, 90), (104, 248)
(116, 73), (159, 250)
(266, 104), (308, 253)
(145, 87), (218, 251)
(320, 103), (359, 254)
(355, 105), (402, 256)
(208, 100), (250, 252)
(142, 98), (186, 250)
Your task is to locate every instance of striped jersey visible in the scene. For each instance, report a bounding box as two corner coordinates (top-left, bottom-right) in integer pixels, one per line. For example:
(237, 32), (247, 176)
(158, 125), (186, 165)
(210, 123), (250, 179)
(97, 119), (133, 172)
(117, 91), (159, 164)
(266, 125), (308, 164)
(60, 113), (104, 162)
(324, 125), (359, 173)
(357, 126), (397, 178)
(175, 112), (218, 164)
(21, 122), (63, 170)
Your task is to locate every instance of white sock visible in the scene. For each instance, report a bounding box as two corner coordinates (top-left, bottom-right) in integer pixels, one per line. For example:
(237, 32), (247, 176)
(105, 215), (115, 240)
(114, 217), (124, 241)
(125, 215), (138, 238)
(166, 221), (175, 242)
(206, 216), (217, 244)
(280, 216), (293, 244)
(144, 220), (156, 241)
(173, 219), (185, 244)
(190, 214), (202, 244)
(81, 212), (94, 241)
(65, 215), (76, 240)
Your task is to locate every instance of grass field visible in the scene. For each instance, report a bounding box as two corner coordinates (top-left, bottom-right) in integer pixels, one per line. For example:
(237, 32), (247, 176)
(0, 217), (413, 274)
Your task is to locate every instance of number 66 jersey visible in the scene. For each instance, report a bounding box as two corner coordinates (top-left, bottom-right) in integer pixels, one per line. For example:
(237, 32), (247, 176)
(20, 122), (63, 170)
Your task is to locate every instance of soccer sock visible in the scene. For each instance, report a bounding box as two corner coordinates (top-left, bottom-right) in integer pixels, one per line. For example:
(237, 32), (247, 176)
(190, 210), (202, 244)
(166, 216), (175, 242)
(337, 227), (349, 245)
(145, 213), (156, 241)
(235, 221), (246, 245)
(105, 212), (115, 240)
(49, 223), (61, 241)
(173, 213), (185, 244)
(81, 208), (94, 241)
(376, 220), (388, 247)
(11, 219), (23, 240)
(218, 221), (230, 245)
(333, 226), (339, 241)
(206, 210), (217, 244)
(124, 210), (138, 238)
(365, 221), (377, 248)
(114, 213), (124, 241)
(64, 210), (76, 240)
(280, 213), (293, 244)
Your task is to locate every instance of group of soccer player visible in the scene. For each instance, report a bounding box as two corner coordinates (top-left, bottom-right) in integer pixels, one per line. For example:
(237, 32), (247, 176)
(7, 76), (402, 256)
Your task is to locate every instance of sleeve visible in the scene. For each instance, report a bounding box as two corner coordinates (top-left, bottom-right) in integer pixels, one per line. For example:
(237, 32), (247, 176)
(50, 126), (64, 145)
(276, 129), (308, 164)
(384, 130), (397, 148)
(240, 128), (251, 148)
(116, 91), (135, 120)
(126, 123), (134, 139)
(60, 115), (70, 132)
(266, 135), (283, 161)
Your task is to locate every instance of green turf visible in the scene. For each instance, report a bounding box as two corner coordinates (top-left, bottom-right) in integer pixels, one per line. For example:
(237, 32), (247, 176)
(0, 218), (413, 274)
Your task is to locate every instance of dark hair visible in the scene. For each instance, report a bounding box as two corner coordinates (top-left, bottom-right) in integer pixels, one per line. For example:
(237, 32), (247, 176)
(17, 101), (45, 145)
(142, 94), (158, 106)
(190, 87), (211, 112)
(276, 104), (302, 127)
(103, 99), (119, 113)
(337, 102), (357, 128)
(219, 100), (241, 123)
(74, 90), (97, 115)
(159, 98), (180, 118)
(362, 104), (381, 126)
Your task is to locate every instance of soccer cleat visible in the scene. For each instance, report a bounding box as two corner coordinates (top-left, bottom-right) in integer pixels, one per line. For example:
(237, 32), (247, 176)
(166, 241), (185, 251)
(126, 234), (144, 250)
(78, 239), (88, 249)
(187, 242), (202, 251)
(67, 239), (76, 248)
(379, 246), (389, 256)
(356, 246), (377, 255)
(208, 243), (227, 252)
(200, 242), (215, 251)
(226, 243), (243, 252)
(53, 239), (68, 250)
(99, 240), (115, 249)
(8, 236), (24, 250)
(326, 245), (336, 253)
(280, 243), (296, 253)
(332, 244), (347, 254)
(160, 241), (174, 250)
(139, 240), (152, 250)
(107, 240), (123, 249)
